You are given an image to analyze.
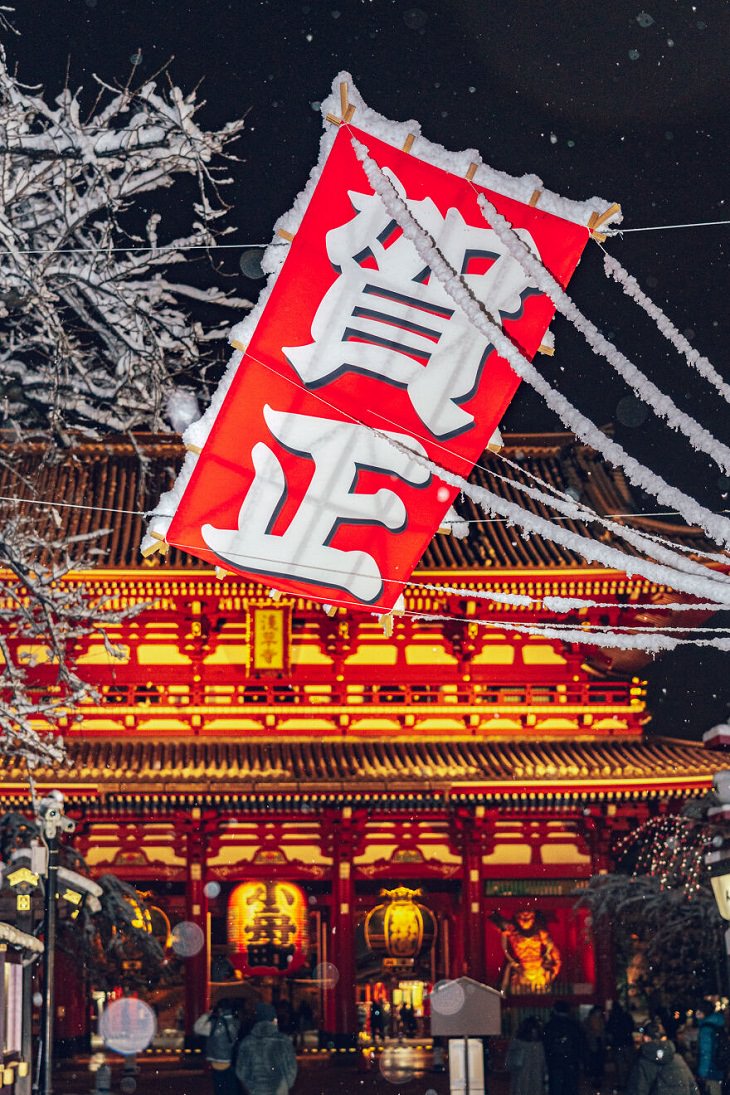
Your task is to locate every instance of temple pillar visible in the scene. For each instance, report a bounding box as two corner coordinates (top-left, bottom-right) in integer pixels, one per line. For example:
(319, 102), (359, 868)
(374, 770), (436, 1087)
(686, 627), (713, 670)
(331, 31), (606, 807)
(184, 809), (210, 1044)
(331, 809), (357, 1046)
(453, 807), (489, 984)
(322, 806), (363, 1047)
(592, 813), (615, 1006)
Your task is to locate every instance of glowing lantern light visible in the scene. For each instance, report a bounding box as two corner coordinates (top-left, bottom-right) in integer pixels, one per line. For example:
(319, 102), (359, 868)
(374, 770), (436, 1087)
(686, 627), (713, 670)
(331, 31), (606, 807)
(364, 887), (436, 960)
(228, 882), (308, 976)
(123, 892), (153, 933)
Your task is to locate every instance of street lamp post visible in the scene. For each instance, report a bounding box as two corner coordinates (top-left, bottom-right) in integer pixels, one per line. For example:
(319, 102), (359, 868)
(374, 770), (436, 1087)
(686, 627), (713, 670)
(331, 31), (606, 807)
(34, 792), (75, 1095)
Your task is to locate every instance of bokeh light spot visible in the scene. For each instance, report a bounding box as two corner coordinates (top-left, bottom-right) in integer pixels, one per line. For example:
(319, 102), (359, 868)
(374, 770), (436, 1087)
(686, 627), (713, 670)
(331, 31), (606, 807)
(616, 394), (649, 427)
(170, 920), (205, 957)
(100, 998), (156, 1055)
(239, 249), (265, 279)
(313, 961), (339, 988)
(430, 979), (466, 1016)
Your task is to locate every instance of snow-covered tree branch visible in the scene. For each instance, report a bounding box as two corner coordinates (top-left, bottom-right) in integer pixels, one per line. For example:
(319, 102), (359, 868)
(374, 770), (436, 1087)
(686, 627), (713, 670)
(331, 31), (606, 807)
(0, 502), (132, 766)
(0, 44), (251, 431)
(0, 36), (252, 765)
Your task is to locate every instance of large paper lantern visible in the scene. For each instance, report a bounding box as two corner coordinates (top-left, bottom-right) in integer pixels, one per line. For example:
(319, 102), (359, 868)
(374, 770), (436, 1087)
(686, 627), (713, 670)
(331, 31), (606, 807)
(227, 881), (308, 976)
(364, 887), (436, 960)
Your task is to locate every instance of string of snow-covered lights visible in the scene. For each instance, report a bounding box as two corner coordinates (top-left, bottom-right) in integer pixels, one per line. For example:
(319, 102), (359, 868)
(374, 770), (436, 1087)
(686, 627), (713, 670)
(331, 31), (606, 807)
(350, 136), (730, 550)
(475, 192), (730, 475)
(602, 252), (730, 405)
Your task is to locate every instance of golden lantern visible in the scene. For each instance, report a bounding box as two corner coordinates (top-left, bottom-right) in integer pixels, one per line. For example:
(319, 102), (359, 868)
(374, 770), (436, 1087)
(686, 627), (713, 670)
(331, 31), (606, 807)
(228, 881), (309, 976)
(364, 887), (437, 960)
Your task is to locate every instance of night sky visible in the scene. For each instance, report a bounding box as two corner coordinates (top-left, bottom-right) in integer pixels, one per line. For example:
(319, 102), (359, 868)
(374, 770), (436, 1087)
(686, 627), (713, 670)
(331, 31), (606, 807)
(5, 0), (730, 740)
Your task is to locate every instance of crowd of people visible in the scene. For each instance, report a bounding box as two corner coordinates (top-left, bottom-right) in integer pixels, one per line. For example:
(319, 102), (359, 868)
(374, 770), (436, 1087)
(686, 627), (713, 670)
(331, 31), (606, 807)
(505, 998), (730, 1094)
(191, 992), (730, 1094)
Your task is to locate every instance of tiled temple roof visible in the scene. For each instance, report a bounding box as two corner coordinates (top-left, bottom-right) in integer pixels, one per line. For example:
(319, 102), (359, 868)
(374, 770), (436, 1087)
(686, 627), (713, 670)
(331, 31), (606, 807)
(0, 432), (713, 572)
(0, 735), (719, 805)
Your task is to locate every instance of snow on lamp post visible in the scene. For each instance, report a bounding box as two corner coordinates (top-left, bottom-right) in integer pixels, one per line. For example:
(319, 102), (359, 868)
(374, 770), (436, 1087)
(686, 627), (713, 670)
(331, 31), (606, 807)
(35, 792), (75, 1095)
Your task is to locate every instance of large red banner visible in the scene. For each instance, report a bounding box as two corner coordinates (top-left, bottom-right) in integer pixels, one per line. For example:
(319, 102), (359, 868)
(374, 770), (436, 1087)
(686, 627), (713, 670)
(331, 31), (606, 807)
(167, 125), (591, 612)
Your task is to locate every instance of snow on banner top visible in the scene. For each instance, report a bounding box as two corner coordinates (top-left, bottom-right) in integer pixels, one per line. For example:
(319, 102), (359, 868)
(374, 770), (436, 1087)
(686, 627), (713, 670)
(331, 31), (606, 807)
(142, 73), (618, 613)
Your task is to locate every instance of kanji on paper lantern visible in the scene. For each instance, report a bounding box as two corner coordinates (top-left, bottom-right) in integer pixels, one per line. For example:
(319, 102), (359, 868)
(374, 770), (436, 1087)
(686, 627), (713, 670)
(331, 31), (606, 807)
(227, 881), (308, 976)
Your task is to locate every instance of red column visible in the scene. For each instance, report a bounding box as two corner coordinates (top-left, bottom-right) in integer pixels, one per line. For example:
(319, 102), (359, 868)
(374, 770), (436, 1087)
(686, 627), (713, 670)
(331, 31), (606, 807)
(593, 818), (615, 1006)
(330, 807), (358, 1047)
(184, 810), (210, 1044)
(455, 807), (488, 984)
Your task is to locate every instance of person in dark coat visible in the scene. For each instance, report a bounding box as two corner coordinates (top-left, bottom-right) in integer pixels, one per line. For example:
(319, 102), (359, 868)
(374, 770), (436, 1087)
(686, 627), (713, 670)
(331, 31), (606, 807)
(235, 1002), (297, 1095)
(543, 1001), (584, 1095)
(505, 1016), (546, 1095)
(584, 1004), (607, 1086)
(695, 1002), (725, 1095)
(606, 1000), (636, 1091)
(370, 999), (385, 1043)
(626, 1021), (699, 1095)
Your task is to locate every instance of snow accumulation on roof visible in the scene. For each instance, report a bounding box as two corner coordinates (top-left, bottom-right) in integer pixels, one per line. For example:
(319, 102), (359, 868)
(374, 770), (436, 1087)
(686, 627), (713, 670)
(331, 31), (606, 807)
(142, 71), (621, 561)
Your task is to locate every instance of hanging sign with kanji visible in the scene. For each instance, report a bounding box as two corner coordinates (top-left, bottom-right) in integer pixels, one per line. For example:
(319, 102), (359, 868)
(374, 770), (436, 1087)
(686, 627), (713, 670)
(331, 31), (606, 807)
(148, 75), (619, 613)
(228, 881), (309, 976)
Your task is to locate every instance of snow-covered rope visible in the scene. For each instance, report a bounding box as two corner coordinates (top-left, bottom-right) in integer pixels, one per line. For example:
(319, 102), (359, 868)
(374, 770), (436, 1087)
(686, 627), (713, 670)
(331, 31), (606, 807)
(415, 579), (727, 615)
(412, 610), (730, 655)
(350, 135), (730, 548)
(219, 322), (730, 595)
(603, 253), (730, 405)
(172, 494), (730, 607)
(489, 449), (730, 574)
(405, 450), (730, 605)
(480, 454), (730, 588)
(359, 381), (730, 583)
(475, 193), (730, 474)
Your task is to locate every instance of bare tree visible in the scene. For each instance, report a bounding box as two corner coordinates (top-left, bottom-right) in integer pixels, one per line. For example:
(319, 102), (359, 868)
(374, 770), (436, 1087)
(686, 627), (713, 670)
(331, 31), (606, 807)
(0, 32), (251, 763)
(0, 505), (129, 766)
(0, 39), (251, 432)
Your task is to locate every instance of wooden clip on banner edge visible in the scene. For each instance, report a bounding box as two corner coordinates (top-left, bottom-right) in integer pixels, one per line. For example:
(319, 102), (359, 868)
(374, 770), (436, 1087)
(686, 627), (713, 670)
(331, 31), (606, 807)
(588, 203), (622, 240)
(141, 529), (169, 558)
(326, 81), (357, 127)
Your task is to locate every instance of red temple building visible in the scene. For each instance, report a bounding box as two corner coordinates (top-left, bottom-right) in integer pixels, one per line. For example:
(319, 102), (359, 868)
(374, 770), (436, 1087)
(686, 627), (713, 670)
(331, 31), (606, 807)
(0, 431), (724, 1050)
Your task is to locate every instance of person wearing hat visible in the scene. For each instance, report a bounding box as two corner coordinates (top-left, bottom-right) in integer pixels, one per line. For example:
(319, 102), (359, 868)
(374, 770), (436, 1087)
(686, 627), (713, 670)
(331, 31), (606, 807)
(235, 1002), (298, 1095)
(626, 1021), (699, 1095)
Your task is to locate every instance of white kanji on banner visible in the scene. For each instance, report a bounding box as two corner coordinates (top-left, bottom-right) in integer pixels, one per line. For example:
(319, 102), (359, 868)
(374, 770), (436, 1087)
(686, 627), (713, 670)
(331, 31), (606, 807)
(201, 405), (431, 602)
(284, 171), (542, 439)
